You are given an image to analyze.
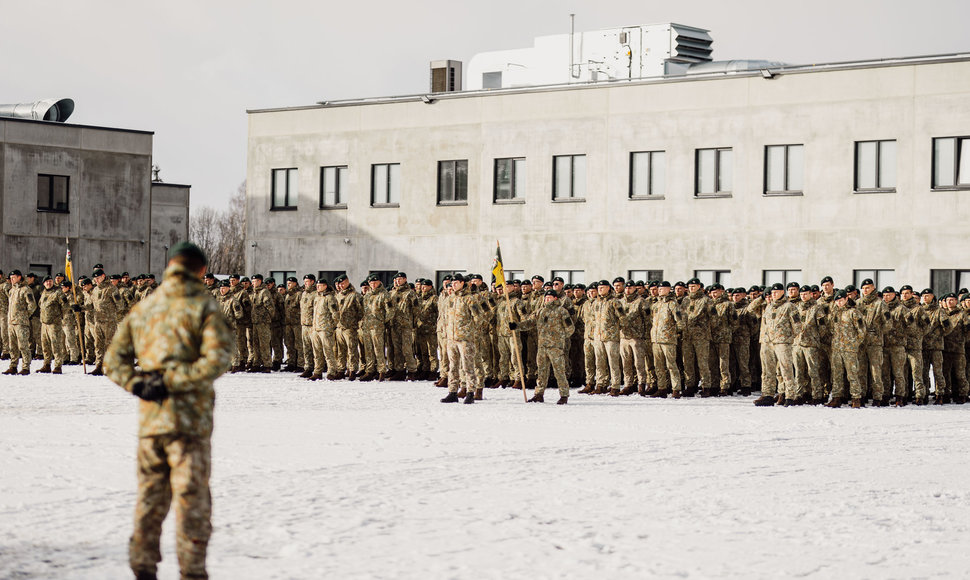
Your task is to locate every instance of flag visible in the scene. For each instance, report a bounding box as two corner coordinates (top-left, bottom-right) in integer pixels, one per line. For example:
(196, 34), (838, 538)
(491, 243), (506, 287)
(65, 242), (74, 284)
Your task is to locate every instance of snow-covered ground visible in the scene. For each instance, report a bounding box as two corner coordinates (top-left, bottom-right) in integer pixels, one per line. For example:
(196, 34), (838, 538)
(2, 363), (969, 580)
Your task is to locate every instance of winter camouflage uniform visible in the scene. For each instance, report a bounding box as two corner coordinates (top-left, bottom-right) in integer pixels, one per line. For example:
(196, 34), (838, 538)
(517, 298), (574, 398)
(104, 262), (233, 580)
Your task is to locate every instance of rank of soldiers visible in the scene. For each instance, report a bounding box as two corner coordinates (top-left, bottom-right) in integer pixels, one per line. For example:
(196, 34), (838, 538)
(2, 266), (968, 409)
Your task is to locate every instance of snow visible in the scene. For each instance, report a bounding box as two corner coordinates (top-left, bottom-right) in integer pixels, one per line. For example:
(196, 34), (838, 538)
(2, 364), (969, 580)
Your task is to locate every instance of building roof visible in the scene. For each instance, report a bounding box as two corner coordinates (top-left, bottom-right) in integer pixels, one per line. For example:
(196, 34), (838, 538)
(0, 115), (154, 135)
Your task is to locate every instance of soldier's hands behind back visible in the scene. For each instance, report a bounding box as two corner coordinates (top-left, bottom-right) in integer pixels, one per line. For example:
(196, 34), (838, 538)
(71, 304), (82, 312)
(131, 371), (168, 402)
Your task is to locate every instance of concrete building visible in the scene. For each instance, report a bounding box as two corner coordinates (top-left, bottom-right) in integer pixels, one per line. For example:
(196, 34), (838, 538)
(0, 105), (190, 277)
(245, 47), (970, 294)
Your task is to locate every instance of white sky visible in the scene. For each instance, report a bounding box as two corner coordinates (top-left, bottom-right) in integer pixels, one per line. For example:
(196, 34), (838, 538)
(2, 0), (968, 210)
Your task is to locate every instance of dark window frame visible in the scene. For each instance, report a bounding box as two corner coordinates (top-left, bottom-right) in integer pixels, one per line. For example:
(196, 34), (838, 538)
(694, 147), (733, 198)
(763, 144), (805, 196)
(931, 136), (970, 191)
(854, 140), (896, 194)
(436, 159), (469, 206)
(629, 150), (666, 199)
(628, 269), (664, 282)
(319, 165), (348, 209)
(270, 168), (298, 211)
(762, 270), (802, 286)
(28, 263), (53, 278)
(37, 174), (70, 213)
(317, 270), (347, 286)
(370, 163), (401, 208)
(552, 154), (587, 202)
(493, 157), (526, 204)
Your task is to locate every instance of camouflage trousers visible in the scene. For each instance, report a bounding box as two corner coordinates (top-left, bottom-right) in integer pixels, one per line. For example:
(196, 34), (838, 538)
(415, 331), (438, 373)
(730, 335), (752, 389)
(233, 326), (249, 367)
(523, 331), (538, 380)
(84, 322), (96, 363)
(858, 344), (886, 400)
(389, 325), (417, 373)
(447, 339), (480, 394)
(7, 323), (31, 369)
(921, 349), (945, 398)
(301, 324), (314, 370)
(360, 326), (389, 374)
(0, 312), (8, 354)
(437, 330), (450, 378)
(793, 345), (824, 400)
(283, 323), (302, 366)
(761, 342), (796, 398)
(475, 331), (494, 380)
(619, 337), (648, 388)
(905, 348), (927, 400)
(943, 350), (969, 398)
(682, 337), (712, 390)
(830, 348), (863, 400)
(583, 339), (596, 386)
(712, 342), (731, 392)
(270, 324), (284, 364)
(63, 319), (80, 361)
(592, 339), (621, 389)
(882, 345), (908, 400)
(94, 319), (117, 367)
(248, 323), (272, 367)
(130, 435), (211, 580)
(335, 327), (359, 374)
(496, 334), (514, 381)
(570, 335), (587, 384)
(652, 342), (682, 394)
(310, 327), (337, 375)
(30, 317), (40, 356)
(537, 345), (569, 397)
(40, 323), (65, 367)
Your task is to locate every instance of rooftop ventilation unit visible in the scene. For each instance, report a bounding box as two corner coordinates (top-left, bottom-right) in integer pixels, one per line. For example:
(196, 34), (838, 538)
(0, 98), (75, 122)
(430, 60), (462, 93)
(668, 25), (713, 64)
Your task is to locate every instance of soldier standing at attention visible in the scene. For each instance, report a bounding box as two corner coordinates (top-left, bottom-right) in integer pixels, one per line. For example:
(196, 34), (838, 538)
(682, 278), (715, 397)
(309, 278), (339, 381)
(282, 277), (303, 372)
(359, 275), (391, 382)
(202, 273), (218, 298)
(388, 272), (419, 380)
(510, 289), (574, 404)
(90, 268), (124, 375)
(709, 284), (737, 396)
(298, 274), (317, 377)
(440, 274), (483, 404)
(649, 281), (683, 398)
(3, 270), (37, 375)
(105, 242), (232, 580)
(753, 283), (800, 406)
(37, 275), (69, 374)
(218, 280), (244, 368)
(333, 274), (363, 380)
(0, 270), (11, 360)
(414, 279), (439, 381)
(60, 280), (82, 365)
(826, 290), (867, 408)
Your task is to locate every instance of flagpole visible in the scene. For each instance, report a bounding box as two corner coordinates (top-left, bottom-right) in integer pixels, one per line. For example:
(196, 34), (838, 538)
(66, 238), (87, 373)
(496, 241), (528, 403)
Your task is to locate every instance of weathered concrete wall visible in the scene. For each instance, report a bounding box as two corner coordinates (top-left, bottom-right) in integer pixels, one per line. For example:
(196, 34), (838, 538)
(246, 58), (970, 289)
(149, 183), (191, 275)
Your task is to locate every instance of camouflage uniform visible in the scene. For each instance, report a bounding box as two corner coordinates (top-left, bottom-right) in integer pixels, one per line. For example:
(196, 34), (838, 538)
(446, 286), (483, 395)
(82, 287), (97, 364)
(518, 299), (574, 398)
(39, 286), (69, 370)
(942, 306), (968, 400)
(436, 289), (453, 382)
(857, 292), (891, 400)
(793, 298), (827, 401)
(104, 262), (232, 580)
(881, 297), (909, 401)
(388, 284), (419, 375)
(232, 286), (252, 369)
(495, 289), (528, 384)
(760, 296), (799, 399)
(568, 295), (588, 386)
(218, 289), (244, 366)
(283, 286), (303, 368)
(899, 296), (928, 400)
(270, 287), (285, 367)
(921, 301), (950, 399)
(591, 292), (623, 391)
(360, 285), (391, 376)
(5, 279), (38, 372)
(28, 281), (41, 357)
(299, 286), (316, 372)
(61, 288), (81, 362)
(92, 279), (124, 369)
(580, 296), (597, 387)
(249, 284), (274, 368)
(414, 288), (439, 376)
(618, 293), (650, 390)
(0, 276), (10, 357)
(730, 297), (755, 392)
(683, 289), (715, 392)
(310, 288), (338, 377)
(711, 294), (737, 394)
(650, 294), (684, 394)
(334, 286), (363, 375)
(829, 301), (866, 401)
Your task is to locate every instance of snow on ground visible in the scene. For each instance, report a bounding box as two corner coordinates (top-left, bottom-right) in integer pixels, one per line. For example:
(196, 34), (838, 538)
(1, 363), (969, 580)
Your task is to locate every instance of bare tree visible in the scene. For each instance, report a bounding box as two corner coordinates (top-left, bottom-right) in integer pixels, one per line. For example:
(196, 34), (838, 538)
(189, 180), (247, 276)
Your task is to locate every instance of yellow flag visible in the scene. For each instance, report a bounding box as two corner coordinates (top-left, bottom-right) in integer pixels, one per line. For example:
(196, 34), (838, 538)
(491, 243), (506, 287)
(65, 243), (74, 284)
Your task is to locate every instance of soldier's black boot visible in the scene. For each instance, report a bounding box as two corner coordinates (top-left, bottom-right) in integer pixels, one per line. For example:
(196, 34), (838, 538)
(556, 396), (568, 405)
(0, 352), (9, 360)
(620, 386), (638, 396)
(528, 392), (544, 403)
(299, 369), (313, 378)
(134, 569), (158, 580)
(462, 392), (475, 404)
(37, 364), (51, 373)
(739, 387), (752, 397)
(474, 388), (483, 400)
(650, 389), (668, 398)
(89, 364), (103, 376)
(52, 366), (62, 374)
(3, 364), (17, 375)
(272, 361), (282, 371)
(753, 395), (775, 406)
(440, 392), (459, 403)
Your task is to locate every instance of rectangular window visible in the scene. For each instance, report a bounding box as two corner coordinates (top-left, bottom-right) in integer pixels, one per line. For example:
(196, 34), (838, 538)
(37, 174), (69, 213)
(317, 271), (347, 286)
(552, 155), (586, 201)
(319, 166), (348, 208)
(368, 270), (397, 289)
(502, 270), (525, 282)
(853, 269), (896, 289)
(437, 160), (468, 205)
(271, 168), (298, 210)
(762, 270), (802, 287)
(436, 270), (467, 289)
(929, 269), (970, 295)
(371, 163), (401, 206)
(494, 158), (526, 202)
(270, 271), (296, 284)
(551, 270), (585, 284)
(482, 72), (503, 89)
(28, 263), (52, 278)
(694, 270), (732, 286)
(629, 151), (665, 198)
(629, 270), (664, 282)
(695, 148), (732, 196)
(854, 140), (896, 192)
(932, 137), (970, 189)
(764, 144), (804, 195)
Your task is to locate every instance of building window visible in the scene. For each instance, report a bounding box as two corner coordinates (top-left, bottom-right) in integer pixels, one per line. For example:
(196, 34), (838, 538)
(316, 271), (347, 285)
(763, 270), (802, 287)
(371, 163), (400, 206)
(319, 166), (348, 208)
(694, 270), (732, 286)
(930, 269), (970, 295)
(28, 264), (52, 278)
(695, 148), (732, 196)
(502, 270), (525, 282)
(553, 155), (586, 201)
(853, 269), (895, 289)
(552, 270), (585, 284)
(629, 270), (664, 282)
(629, 151), (665, 198)
(483, 72), (503, 89)
(271, 168), (298, 210)
(494, 158), (525, 203)
(764, 145), (804, 195)
(270, 270), (296, 284)
(854, 140), (896, 192)
(932, 137), (970, 190)
(436, 270), (467, 288)
(437, 160), (468, 205)
(367, 270), (397, 288)
(37, 174), (69, 213)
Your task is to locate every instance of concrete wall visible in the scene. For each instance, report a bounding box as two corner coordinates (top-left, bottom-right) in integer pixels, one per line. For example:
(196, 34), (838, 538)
(149, 183), (191, 275)
(246, 57), (970, 290)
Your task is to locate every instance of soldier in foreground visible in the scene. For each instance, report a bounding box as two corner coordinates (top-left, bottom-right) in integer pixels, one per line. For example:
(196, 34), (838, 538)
(104, 242), (233, 580)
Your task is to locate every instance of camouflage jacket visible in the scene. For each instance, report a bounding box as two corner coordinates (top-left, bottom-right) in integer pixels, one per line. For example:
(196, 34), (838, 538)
(388, 284), (418, 329)
(118, 284), (136, 319)
(203, 281), (219, 299)
(517, 300), (574, 348)
(580, 297), (597, 340)
(39, 286), (70, 325)
(883, 297), (907, 347)
(571, 296), (588, 340)
(362, 285), (391, 330)
(104, 263), (233, 439)
(7, 280), (38, 325)
(858, 292), (891, 347)
(232, 286), (253, 326)
(335, 286), (363, 330)
(942, 306), (967, 353)
(921, 301), (951, 351)
(0, 278), (10, 315)
(270, 290), (285, 327)
(495, 290), (528, 338)
(746, 296), (768, 342)
(300, 286), (316, 326)
(683, 290), (715, 342)
(899, 297), (928, 351)
(618, 294), (649, 340)
(649, 294), (683, 345)
(218, 291), (244, 331)
(436, 291), (452, 335)
(794, 299), (827, 348)
(830, 301), (866, 352)
(415, 290), (438, 334)
(250, 285), (274, 325)
(81, 288), (96, 326)
(61, 289), (81, 326)
(137, 281), (158, 303)
(283, 287), (302, 325)
(762, 296), (800, 345)
(446, 286), (484, 342)
(711, 295), (738, 344)
(27, 283), (42, 319)
(312, 289), (338, 332)
(731, 297), (755, 342)
(92, 280), (124, 323)
(591, 293), (623, 342)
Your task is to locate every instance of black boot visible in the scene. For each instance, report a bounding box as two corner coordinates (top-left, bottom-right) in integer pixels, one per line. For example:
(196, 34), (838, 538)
(556, 396), (568, 405)
(528, 392), (545, 403)
(462, 392), (476, 404)
(441, 392), (459, 403)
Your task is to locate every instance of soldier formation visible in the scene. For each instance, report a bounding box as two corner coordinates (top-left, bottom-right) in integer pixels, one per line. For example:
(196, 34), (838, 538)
(3, 265), (970, 409)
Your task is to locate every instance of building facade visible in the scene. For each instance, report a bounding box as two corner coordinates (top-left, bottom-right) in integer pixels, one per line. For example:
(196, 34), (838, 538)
(245, 54), (970, 293)
(0, 116), (190, 277)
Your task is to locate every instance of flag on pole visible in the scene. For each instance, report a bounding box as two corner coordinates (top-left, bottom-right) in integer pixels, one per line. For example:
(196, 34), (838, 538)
(65, 241), (74, 284)
(491, 242), (506, 287)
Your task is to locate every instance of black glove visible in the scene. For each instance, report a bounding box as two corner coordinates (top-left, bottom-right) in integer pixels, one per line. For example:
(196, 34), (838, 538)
(71, 304), (82, 313)
(131, 371), (168, 402)
(508, 322), (517, 331)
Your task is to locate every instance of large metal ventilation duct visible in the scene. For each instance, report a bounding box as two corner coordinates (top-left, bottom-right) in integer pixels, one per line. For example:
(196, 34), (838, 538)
(0, 98), (75, 122)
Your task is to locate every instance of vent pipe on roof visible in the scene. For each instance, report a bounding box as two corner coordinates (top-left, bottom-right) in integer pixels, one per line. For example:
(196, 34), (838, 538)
(0, 98), (75, 122)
